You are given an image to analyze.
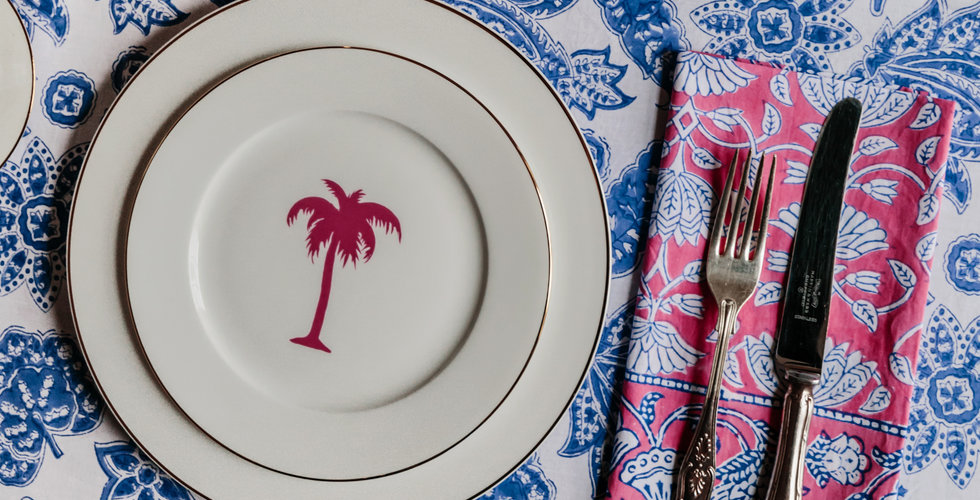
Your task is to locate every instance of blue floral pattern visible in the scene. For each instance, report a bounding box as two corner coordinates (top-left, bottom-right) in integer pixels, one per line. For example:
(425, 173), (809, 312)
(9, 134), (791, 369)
(0, 326), (103, 486)
(607, 142), (659, 277)
(95, 441), (192, 500)
(558, 301), (631, 495)
(111, 46), (149, 93)
(11, 0), (69, 46)
(690, 0), (860, 73)
(904, 305), (980, 488)
(0, 137), (85, 311)
(41, 70), (97, 129)
(446, 0), (633, 119)
(806, 432), (871, 487)
(95, 0), (188, 35)
(945, 234), (980, 295)
(594, 0), (690, 84)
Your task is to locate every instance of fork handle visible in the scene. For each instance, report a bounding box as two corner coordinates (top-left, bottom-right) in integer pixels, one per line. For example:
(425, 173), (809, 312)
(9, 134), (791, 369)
(764, 377), (815, 500)
(673, 300), (738, 500)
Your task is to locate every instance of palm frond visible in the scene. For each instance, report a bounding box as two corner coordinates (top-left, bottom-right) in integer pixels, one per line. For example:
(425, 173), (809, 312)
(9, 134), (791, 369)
(357, 224), (377, 262)
(287, 197), (338, 226)
(357, 202), (402, 241)
(321, 179), (347, 205)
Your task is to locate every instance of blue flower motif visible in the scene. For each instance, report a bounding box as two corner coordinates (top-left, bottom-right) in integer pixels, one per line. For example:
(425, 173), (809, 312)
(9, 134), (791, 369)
(690, 0), (860, 73)
(607, 142), (659, 277)
(584, 129), (611, 180)
(95, 441), (192, 500)
(558, 301), (631, 495)
(903, 305), (980, 488)
(41, 70), (97, 129)
(0, 136), (86, 311)
(594, 0), (690, 84)
(945, 234), (980, 295)
(445, 0), (633, 118)
(806, 432), (871, 487)
(480, 454), (555, 500)
(11, 0), (69, 46)
(111, 46), (149, 93)
(853, 0), (980, 160)
(509, 0), (576, 17)
(96, 0), (188, 35)
(0, 326), (103, 487)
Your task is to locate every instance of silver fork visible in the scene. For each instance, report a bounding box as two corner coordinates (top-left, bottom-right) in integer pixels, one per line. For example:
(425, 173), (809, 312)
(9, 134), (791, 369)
(673, 150), (776, 500)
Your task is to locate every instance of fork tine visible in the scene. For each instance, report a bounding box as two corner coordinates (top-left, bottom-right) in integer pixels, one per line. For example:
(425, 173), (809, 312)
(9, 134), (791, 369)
(738, 153), (767, 259)
(753, 154), (778, 261)
(709, 150), (739, 255)
(724, 151), (753, 257)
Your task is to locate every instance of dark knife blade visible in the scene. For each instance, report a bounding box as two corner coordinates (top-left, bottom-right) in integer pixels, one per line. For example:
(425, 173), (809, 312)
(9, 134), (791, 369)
(774, 97), (862, 381)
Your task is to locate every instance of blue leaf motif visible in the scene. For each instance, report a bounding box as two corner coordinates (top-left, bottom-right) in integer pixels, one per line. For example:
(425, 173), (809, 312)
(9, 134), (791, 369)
(682, 259), (703, 283)
(858, 136), (898, 156)
(916, 232), (938, 263)
(800, 123), (822, 142)
(754, 281), (782, 306)
(744, 333), (778, 395)
(595, 0), (689, 84)
(851, 299), (879, 332)
(815, 341), (878, 407)
(888, 352), (915, 386)
(10, 0), (69, 46)
(784, 160), (808, 185)
(770, 73), (793, 106)
(703, 108), (742, 133)
(607, 143), (658, 276)
(561, 48), (636, 120)
(942, 156), (971, 214)
(859, 385), (892, 414)
(910, 102), (942, 129)
(916, 136), (941, 166)
(888, 259), (917, 289)
(836, 206), (888, 260)
(723, 353), (743, 388)
(692, 147), (722, 170)
(654, 167), (714, 246)
(100, 0), (188, 36)
(762, 103), (782, 136)
(917, 192), (939, 225)
(859, 179), (899, 204)
(767, 250), (789, 272)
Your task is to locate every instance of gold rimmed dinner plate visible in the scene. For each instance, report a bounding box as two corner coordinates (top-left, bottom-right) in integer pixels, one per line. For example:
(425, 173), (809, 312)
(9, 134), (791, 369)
(67, 0), (608, 498)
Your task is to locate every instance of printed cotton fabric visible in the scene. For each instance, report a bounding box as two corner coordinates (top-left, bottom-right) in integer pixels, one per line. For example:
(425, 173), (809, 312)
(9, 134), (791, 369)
(607, 51), (955, 499)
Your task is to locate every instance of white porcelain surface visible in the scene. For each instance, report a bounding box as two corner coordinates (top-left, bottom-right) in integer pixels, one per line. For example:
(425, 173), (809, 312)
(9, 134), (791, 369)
(0, 0), (32, 162)
(67, 0), (609, 497)
(126, 48), (550, 479)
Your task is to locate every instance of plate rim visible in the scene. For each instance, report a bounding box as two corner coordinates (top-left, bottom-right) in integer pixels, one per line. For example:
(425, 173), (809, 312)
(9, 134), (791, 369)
(122, 45), (554, 481)
(1, 0), (35, 164)
(66, 0), (611, 497)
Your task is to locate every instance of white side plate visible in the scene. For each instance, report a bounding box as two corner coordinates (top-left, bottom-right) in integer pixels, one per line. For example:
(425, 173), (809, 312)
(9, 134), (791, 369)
(68, 0), (608, 497)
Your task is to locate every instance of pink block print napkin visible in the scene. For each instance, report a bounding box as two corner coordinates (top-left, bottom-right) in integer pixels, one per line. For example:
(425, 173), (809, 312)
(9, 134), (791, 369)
(606, 52), (955, 500)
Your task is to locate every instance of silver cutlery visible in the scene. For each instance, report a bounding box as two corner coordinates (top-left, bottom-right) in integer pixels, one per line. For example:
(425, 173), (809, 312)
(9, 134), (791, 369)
(674, 150), (776, 500)
(765, 97), (863, 500)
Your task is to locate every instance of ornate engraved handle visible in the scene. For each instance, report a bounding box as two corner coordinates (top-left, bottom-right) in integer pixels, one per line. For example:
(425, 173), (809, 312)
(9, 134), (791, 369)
(764, 377), (816, 500)
(672, 300), (738, 500)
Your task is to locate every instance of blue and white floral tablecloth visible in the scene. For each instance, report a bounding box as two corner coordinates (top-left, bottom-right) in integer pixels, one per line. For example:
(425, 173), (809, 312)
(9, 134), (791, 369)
(2, 0), (979, 498)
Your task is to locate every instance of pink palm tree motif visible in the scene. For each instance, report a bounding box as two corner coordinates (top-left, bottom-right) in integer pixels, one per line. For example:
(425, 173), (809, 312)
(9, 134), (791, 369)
(286, 179), (401, 353)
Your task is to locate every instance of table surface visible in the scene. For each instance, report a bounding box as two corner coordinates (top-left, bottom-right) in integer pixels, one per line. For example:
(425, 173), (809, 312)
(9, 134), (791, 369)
(1, 0), (978, 498)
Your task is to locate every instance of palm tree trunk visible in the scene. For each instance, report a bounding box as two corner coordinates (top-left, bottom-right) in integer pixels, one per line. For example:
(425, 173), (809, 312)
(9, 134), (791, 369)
(291, 239), (338, 353)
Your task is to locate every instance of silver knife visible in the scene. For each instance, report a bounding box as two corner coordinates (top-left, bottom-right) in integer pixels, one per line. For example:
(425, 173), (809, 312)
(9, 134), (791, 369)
(764, 97), (863, 500)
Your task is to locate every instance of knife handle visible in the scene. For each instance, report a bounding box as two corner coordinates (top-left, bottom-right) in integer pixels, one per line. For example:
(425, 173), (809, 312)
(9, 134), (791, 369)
(765, 377), (815, 500)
